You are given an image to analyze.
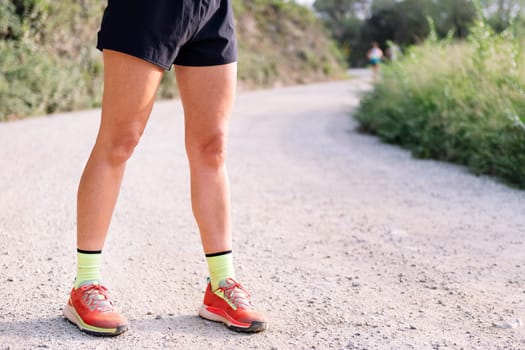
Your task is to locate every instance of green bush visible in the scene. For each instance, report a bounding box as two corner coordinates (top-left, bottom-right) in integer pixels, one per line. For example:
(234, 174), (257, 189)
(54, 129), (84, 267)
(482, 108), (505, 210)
(0, 39), (102, 118)
(355, 19), (525, 188)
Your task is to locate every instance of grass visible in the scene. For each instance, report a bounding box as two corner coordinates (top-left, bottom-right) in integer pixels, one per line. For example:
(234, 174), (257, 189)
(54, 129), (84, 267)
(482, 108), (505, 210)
(355, 19), (525, 188)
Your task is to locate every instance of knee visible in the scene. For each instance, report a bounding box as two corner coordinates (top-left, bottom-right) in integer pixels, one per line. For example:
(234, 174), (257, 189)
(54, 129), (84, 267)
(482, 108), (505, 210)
(187, 133), (228, 168)
(110, 135), (141, 164)
(101, 130), (143, 165)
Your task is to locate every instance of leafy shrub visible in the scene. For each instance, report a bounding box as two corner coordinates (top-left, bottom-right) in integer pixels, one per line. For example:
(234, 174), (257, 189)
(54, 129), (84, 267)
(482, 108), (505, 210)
(0, 39), (102, 118)
(355, 19), (525, 188)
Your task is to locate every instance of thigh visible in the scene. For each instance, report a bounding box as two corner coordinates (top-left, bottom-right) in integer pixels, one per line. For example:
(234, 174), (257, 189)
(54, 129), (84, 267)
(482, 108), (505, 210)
(99, 50), (164, 140)
(175, 63), (237, 142)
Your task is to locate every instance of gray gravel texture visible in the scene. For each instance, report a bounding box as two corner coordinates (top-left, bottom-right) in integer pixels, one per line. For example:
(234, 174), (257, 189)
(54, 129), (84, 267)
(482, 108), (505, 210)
(1, 72), (524, 349)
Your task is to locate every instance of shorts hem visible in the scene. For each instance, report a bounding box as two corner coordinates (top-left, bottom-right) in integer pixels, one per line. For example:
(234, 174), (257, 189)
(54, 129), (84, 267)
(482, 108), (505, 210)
(97, 44), (237, 69)
(96, 43), (172, 71)
(173, 58), (238, 67)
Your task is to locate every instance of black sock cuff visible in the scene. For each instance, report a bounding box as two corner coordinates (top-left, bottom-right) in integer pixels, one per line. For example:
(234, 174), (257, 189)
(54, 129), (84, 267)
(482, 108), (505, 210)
(205, 250), (232, 258)
(77, 248), (102, 254)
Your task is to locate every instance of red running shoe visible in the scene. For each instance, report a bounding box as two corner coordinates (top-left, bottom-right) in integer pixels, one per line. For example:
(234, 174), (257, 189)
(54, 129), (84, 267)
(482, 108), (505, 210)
(199, 278), (268, 333)
(63, 282), (129, 336)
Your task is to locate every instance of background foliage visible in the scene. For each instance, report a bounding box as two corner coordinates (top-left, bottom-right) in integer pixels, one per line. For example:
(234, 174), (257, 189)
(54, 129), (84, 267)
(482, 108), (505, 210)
(0, 0), (346, 120)
(314, 0), (525, 66)
(354, 17), (525, 188)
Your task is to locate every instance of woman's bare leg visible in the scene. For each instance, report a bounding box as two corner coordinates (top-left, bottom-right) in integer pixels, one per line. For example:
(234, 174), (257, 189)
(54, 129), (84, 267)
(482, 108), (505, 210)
(77, 50), (163, 250)
(175, 63), (237, 254)
(177, 63), (268, 333)
(64, 50), (163, 337)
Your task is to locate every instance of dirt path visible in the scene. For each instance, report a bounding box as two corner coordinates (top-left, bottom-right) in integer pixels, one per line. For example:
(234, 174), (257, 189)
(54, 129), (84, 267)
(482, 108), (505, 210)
(1, 73), (524, 349)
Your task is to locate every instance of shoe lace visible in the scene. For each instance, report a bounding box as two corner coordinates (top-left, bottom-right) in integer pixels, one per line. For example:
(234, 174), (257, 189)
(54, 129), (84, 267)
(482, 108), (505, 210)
(218, 278), (255, 310)
(80, 284), (113, 312)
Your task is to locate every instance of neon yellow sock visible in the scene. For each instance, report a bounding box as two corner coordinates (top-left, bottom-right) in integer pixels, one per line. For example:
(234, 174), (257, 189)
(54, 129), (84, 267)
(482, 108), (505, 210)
(206, 250), (235, 291)
(74, 249), (102, 288)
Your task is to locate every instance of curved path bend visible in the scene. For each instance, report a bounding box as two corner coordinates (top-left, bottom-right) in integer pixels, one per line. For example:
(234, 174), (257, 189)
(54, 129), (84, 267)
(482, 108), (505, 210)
(0, 71), (524, 349)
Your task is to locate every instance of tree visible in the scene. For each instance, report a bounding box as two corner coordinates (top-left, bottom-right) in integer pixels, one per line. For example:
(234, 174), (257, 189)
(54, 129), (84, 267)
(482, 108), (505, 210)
(366, 0), (429, 45)
(313, 0), (367, 42)
(313, 0), (370, 63)
(315, 0), (520, 67)
(429, 0), (477, 38)
(481, 0), (525, 32)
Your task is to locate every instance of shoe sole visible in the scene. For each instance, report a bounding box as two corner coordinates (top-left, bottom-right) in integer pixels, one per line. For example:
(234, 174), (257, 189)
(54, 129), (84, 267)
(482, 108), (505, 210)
(199, 304), (268, 333)
(63, 303), (128, 337)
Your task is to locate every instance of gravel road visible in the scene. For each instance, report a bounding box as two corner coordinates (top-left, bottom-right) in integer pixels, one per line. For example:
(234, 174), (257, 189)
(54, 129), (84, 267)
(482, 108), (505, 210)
(1, 72), (524, 349)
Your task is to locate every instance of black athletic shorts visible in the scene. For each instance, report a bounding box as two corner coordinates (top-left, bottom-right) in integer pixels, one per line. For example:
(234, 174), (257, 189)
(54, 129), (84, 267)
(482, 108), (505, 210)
(96, 0), (237, 70)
